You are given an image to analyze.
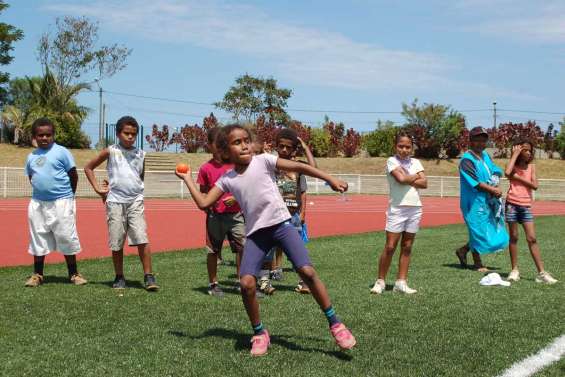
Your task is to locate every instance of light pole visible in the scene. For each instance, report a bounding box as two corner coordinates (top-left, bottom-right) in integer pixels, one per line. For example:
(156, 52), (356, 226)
(492, 101), (497, 129)
(94, 79), (104, 147)
(175, 127), (179, 153)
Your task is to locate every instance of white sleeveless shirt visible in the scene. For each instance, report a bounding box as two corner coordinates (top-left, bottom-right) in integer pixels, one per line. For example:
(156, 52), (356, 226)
(106, 144), (145, 203)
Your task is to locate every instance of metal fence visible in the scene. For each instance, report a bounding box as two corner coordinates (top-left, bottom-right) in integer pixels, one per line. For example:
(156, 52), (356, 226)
(1, 167), (564, 201)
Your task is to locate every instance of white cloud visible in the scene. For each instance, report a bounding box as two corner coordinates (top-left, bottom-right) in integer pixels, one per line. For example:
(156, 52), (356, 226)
(43, 0), (450, 90)
(42, 0), (541, 102)
(453, 0), (565, 43)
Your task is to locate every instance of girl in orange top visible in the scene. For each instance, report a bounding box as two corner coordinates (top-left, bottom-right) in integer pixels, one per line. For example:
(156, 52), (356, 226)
(504, 139), (557, 284)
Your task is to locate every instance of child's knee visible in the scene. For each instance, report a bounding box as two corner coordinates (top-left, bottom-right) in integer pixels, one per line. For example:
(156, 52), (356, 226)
(400, 245), (412, 254)
(297, 266), (317, 284)
(526, 235), (537, 244)
(383, 245), (396, 255)
(509, 234), (519, 244)
(240, 275), (256, 292)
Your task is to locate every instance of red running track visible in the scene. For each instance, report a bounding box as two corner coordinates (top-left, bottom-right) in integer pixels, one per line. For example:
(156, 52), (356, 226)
(2, 195), (565, 267)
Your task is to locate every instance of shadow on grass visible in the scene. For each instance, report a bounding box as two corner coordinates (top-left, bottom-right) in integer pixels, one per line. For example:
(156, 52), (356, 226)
(442, 263), (500, 272)
(42, 275), (72, 284)
(168, 328), (353, 360)
(91, 279), (146, 289)
(191, 281), (241, 296)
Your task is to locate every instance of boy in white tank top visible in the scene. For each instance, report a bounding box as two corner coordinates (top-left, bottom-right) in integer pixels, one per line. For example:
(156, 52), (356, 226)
(84, 116), (159, 291)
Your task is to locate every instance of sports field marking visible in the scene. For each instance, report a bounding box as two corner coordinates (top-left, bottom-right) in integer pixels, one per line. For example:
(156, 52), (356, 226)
(497, 334), (565, 377)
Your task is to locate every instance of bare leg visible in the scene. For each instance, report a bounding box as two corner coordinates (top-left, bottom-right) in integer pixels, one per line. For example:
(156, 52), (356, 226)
(240, 274), (260, 325)
(136, 243), (152, 274)
(522, 222), (544, 273)
(455, 243), (469, 267)
(397, 232), (416, 280)
(377, 232), (402, 280)
(207, 252), (218, 284)
(275, 248), (283, 270)
(507, 222), (519, 271)
(471, 251), (486, 271)
(296, 266), (331, 310)
(236, 250), (242, 278)
(112, 249), (124, 276)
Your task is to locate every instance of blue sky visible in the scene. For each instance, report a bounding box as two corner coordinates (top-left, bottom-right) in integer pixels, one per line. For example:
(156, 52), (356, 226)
(4, 0), (565, 144)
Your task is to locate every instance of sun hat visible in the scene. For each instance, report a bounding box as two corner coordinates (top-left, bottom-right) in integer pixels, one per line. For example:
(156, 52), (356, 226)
(479, 272), (511, 287)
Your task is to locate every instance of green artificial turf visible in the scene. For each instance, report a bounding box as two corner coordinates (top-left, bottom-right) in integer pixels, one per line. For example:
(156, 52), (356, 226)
(1, 218), (563, 377)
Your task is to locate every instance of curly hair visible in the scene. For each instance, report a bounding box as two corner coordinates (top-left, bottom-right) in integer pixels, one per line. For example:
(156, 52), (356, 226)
(215, 124), (253, 163)
(31, 117), (55, 136)
(275, 127), (298, 149)
(116, 116), (139, 135)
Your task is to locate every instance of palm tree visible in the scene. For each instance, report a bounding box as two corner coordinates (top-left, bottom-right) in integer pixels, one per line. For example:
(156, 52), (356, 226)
(3, 70), (90, 146)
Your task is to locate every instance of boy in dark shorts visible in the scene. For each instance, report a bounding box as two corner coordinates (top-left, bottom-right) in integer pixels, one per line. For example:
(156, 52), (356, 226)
(197, 127), (246, 297)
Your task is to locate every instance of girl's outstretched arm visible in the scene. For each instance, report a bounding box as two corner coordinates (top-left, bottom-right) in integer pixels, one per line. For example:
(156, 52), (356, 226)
(175, 167), (224, 210)
(276, 158), (348, 193)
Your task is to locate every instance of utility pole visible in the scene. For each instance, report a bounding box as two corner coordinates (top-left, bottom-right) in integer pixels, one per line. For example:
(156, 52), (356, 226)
(102, 103), (106, 135)
(95, 79), (104, 147)
(492, 101), (497, 129)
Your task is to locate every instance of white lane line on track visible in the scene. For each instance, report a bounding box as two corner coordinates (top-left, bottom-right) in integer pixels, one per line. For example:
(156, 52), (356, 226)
(496, 335), (565, 377)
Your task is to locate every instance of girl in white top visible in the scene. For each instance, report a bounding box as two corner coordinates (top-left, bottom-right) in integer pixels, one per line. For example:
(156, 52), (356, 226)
(371, 132), (427, 295)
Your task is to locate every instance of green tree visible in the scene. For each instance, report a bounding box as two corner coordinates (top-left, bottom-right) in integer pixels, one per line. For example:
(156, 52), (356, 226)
(362, 120), (398, 157)
(309, 127), (330, 157)
(215, 74), (292, 124)
(38, 16), (131, 87)
(556, 117), (565, 160)
(0, 1), (24, 105)
(402, 98), (466, 158)
(1, 72), (90, 147)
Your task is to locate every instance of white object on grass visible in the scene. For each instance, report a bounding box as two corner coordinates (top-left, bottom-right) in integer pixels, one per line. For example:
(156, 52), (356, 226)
(479, 272), (511, 287)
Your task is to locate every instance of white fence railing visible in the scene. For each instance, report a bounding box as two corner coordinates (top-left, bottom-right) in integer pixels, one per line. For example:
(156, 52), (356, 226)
(1, 167), (565, 201)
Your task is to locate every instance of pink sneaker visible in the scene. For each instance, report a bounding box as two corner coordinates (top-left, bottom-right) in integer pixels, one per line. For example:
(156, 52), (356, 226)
(330, 323), (356, 350)
(250, 330), (270, 357)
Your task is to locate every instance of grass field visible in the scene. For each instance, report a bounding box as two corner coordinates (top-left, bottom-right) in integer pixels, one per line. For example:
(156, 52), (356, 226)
(1, 218), (563, 377)
(2, 143), (565, 178)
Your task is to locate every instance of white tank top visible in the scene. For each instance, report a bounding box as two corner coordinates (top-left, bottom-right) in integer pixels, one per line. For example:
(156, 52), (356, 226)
(106, 144), (145, 203)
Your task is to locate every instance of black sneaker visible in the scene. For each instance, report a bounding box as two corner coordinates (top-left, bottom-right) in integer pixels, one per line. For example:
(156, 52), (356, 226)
(208, 283), (225, 298)
(144, 274), (159, 291)
(112, 276), (126, 289)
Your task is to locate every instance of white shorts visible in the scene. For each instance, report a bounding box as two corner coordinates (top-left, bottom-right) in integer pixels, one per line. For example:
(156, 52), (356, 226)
(385, 206), (422, 234)
(28, 197), (81, 256)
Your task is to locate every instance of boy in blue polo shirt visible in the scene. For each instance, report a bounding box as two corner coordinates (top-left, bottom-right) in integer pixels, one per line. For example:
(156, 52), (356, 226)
(24, 118), (87, 287)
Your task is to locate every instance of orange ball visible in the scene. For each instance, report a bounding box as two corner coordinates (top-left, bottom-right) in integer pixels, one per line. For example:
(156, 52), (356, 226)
(176, 163), (188, 174)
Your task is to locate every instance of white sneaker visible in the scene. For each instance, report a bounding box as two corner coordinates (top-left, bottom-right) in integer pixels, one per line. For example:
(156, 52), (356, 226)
(507, 269), (520, 282)
(393, 280), (417, 294)
(535, 271), (558, 285)
(370, 279), (386, 294)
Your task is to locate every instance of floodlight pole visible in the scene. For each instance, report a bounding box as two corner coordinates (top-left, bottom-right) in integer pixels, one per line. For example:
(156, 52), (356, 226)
(493, 101), (497, 129)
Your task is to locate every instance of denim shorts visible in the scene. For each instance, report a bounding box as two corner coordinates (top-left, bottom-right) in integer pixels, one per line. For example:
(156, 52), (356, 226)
(505, 202), (534, 224)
